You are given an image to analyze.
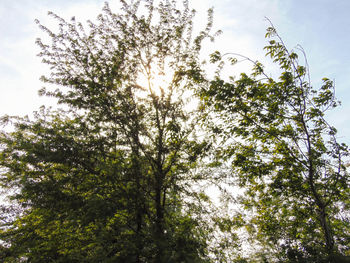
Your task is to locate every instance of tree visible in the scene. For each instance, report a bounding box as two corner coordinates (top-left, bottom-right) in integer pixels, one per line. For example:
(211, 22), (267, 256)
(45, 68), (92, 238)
(201, 24), (350, 262)
(0, 0), (222, 262)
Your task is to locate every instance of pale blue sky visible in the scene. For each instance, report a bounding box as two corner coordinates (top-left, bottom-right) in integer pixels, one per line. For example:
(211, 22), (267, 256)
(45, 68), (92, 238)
(0, 0), (349, 144)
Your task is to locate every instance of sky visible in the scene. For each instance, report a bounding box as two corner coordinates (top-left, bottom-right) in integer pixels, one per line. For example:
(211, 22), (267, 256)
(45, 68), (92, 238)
(0, 0), (349, 144)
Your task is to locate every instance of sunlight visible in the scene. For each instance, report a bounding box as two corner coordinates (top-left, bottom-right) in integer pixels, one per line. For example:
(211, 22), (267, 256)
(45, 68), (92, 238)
(136, 65), (174, 97)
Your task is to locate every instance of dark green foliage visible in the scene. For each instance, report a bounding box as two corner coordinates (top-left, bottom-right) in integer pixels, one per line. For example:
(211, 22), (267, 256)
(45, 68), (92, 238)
(201, 24), (350, 261)
(0, 1), (219, 262)
(1, 1), (349, 262)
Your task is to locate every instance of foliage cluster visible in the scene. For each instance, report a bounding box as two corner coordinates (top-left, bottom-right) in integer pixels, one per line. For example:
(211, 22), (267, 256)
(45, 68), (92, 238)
(0, 1), (349, 262)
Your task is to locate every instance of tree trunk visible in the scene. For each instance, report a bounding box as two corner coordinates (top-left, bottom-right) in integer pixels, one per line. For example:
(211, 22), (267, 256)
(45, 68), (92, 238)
(318, 205), (335, 253)
(155, 182), (165, 262)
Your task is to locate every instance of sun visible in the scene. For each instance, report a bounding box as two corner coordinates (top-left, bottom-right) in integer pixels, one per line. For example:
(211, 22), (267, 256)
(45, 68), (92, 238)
(136, 64), (174, 97)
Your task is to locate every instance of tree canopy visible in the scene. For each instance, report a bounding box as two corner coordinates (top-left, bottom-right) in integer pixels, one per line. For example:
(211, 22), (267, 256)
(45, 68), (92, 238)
(0, 1), (349, 263)
(0, 0), (224, 262)
(201, 23), (350, 262)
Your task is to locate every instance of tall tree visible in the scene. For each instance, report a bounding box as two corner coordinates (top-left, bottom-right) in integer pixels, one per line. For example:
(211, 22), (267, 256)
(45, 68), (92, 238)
(0, 0), (220, 262)
(201, 24), (350, 262)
